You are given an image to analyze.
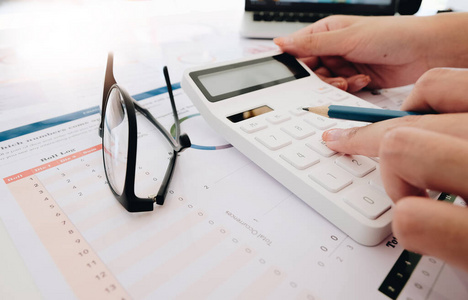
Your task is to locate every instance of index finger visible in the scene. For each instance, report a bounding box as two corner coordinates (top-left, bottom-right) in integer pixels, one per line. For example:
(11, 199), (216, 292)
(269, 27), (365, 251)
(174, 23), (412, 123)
(322, 113), (468, 157)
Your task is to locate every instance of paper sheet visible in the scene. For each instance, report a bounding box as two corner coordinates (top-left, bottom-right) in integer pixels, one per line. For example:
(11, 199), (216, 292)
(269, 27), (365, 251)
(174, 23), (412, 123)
(1, 83), (467, 299)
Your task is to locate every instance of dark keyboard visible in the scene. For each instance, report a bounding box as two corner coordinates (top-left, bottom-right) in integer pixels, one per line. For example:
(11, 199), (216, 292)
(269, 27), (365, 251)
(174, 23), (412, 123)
(253, 11), (331, 23)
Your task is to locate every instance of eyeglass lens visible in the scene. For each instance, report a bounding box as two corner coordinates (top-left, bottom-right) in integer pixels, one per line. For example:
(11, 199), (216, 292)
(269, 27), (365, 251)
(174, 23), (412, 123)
(103, 85), (179, 200)
(103, 87), (129, 196)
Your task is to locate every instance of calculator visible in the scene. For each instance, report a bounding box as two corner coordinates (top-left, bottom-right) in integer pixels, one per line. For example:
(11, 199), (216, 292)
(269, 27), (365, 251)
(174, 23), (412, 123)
(181, 52), (393, 246)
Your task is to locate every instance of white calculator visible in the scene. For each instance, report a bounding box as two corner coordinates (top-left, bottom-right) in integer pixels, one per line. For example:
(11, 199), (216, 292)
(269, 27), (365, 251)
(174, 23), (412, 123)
(181, 52), (393, 246)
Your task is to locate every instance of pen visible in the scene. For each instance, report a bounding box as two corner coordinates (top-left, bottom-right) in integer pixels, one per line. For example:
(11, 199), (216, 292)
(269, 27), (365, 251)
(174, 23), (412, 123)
(302, 105), (423, 123)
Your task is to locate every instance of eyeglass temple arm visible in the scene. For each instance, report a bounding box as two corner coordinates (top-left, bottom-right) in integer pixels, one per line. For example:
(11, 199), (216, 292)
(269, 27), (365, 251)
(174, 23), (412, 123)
(133, 102), (181, 150)
(99, 52), (117, 137)
(163, 66), (181, 140)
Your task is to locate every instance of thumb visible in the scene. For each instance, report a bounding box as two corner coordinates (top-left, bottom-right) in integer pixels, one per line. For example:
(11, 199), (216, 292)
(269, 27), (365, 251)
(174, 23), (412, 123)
(274, 30), (351, 58)
(393, 197), (468, 272)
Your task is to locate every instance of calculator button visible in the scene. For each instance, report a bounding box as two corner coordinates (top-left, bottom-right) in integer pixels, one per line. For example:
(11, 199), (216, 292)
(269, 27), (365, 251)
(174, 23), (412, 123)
(280, 145), (320, 170)
(308, 97), (331, 107)
(327, 91), (349, 102)
(308, 164), (353, 193)
(266, 113), (291, 124)
(280, 122), (315, 140)
(304, 114), (337, 130)
(240, 120), (268, 133)
(343, 186), (392, 220)
(315, 85), (332, 94)
(289, 107), (308, 116)
(255, 130), (292, 150)
(335, 155), (376, 178)
(306, 137), (337, 158)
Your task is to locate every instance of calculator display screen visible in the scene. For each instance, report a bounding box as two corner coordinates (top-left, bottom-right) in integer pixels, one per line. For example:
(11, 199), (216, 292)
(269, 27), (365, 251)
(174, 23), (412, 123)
(189, 53), (310, 102)
(227, 105), (273, 123)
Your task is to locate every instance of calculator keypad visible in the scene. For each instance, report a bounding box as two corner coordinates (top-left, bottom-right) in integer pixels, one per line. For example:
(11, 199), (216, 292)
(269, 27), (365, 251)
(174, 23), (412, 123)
(243, 107), (390, 221)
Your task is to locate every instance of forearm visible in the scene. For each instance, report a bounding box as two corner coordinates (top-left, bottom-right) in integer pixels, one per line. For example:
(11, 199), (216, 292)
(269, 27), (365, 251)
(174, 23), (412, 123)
(421, 12), (468, 69)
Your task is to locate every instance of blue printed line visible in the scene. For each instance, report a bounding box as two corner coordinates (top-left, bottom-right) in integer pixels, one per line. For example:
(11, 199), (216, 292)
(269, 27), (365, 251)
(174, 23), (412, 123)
(191, 144), (217, 151)
(0, 84), (181, 142)
(0, 106), (100, 142)
(133, 83), (181, 101)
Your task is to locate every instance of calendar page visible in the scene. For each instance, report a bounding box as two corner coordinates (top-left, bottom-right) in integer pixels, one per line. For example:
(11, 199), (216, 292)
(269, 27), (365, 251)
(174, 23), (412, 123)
(0, 85), (467, 299)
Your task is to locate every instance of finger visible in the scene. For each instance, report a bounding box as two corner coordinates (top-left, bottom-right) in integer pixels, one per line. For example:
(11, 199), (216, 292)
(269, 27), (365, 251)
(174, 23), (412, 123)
(299, 56), (320, 69)
(314, 67), (332, 77)
(345, 74), (371, 93)
(323, 78), (348, 91)
(314, 68), (348, 91)
(392, 197), (468, 272)
(320, 56), (358, 78)
(274, 29), (353, 58)
(312, 70), (347, 90)
(274, 15), (361, 58)
(322, 113), (468, 157)
(314, 69), (370, 93)
(278, 15), (357, 39)
(379, 127), (468, 201)
(402, 68), (468, 113)
(314, 72), (370, 92)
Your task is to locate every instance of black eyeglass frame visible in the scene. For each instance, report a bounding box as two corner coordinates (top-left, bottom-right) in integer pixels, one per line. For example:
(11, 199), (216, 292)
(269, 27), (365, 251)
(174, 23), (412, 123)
(99, 53), (191, 212)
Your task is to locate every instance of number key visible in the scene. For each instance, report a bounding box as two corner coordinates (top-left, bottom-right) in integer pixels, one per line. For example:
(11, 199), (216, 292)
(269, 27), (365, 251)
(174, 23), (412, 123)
(343, 186), (392, 220)
(255, 130), (292, 150)
(335, 155), (376, 178)
(308, 164), (353, 193)
(281, 121), (315, 140)
(280, 145), (320, 170)
(304, 114), (337, 130)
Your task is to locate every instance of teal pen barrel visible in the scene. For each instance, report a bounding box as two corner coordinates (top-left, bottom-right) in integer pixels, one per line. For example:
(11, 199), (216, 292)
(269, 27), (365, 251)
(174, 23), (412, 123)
(328, 105), (421, 123)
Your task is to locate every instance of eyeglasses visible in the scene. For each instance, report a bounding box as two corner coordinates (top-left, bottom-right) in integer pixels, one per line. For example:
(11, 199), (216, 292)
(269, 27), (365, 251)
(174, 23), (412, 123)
(99, 53), (191, 212)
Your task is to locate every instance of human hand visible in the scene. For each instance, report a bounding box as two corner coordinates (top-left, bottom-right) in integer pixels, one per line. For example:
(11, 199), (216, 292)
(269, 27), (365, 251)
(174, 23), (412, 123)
(321, 68), (468, 271)
(322, 68), (468, 156)
(274, 15), (432, 91)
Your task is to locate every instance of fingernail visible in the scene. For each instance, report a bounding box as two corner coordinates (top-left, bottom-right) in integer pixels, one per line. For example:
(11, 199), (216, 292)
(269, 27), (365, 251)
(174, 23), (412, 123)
(322, 128), (346, 142)
(330, 81), (344, 89)
(273, 36), (292, 46)
(355, 75), (371, 88)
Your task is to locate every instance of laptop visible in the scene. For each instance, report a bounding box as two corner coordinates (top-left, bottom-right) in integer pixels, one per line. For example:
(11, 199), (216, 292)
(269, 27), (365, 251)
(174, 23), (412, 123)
(241, 0), (398, 39)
